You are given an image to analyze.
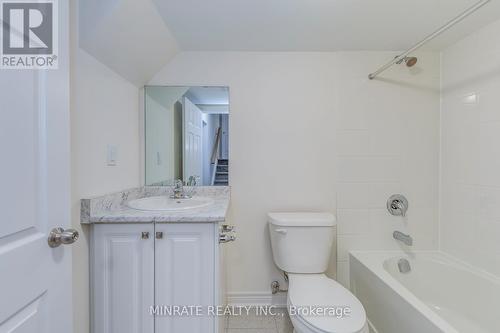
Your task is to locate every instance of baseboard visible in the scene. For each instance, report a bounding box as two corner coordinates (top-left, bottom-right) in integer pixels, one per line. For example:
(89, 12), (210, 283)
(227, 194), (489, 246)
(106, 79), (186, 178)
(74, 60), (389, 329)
(226, 292), (287, 308)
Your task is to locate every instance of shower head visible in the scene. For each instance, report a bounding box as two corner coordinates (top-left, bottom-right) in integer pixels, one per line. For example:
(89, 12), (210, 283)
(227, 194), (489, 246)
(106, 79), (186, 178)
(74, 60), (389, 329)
(404, 57), (418, 67)
(397, 56), (418, 67)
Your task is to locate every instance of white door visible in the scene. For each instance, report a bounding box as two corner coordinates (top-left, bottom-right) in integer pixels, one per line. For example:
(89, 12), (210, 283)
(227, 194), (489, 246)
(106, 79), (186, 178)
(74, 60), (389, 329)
(155, 223), (216, 333)
(183, 97), (203, 183)
(0, 2), (72, 332)
(91, 224), (154, 333)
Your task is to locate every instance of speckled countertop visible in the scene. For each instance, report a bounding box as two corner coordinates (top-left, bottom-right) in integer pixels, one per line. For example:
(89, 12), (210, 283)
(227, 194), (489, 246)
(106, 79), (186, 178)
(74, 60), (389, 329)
(81, 186), (230, 224)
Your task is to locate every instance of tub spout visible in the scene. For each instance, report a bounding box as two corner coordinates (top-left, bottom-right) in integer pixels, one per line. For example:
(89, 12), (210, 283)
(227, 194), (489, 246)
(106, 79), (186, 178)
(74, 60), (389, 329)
(393, 231), (413, 246)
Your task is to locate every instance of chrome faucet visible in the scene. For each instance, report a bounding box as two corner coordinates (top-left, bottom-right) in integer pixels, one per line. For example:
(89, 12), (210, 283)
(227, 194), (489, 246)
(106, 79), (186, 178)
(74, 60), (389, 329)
(394, 200), (407, 217)
(171, 179), (187, 199)
(393, 231), (413, 246)
(171, 178), (198, 199)
(387, 194), (409, 217)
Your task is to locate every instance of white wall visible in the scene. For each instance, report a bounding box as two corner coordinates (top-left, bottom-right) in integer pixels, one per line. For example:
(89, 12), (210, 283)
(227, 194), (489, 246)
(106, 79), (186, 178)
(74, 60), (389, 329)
(441, 19), (500, 277)
(71, 2), (141, 332)
(150, 51), (441, 301)
(151, 53), (339, 303)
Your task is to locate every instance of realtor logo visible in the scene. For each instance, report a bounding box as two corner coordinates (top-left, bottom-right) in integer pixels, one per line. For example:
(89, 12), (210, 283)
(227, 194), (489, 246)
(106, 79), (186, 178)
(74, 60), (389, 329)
(1, 0), (58, 69)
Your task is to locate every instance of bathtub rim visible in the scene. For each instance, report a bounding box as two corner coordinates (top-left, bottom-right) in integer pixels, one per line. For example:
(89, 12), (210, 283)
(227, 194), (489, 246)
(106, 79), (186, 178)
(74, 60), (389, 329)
(349, 250), (500, 333)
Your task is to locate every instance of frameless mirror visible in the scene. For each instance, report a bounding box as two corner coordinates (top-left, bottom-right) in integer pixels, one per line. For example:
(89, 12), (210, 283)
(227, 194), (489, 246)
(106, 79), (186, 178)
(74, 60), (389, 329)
(145, 86), (229, 186)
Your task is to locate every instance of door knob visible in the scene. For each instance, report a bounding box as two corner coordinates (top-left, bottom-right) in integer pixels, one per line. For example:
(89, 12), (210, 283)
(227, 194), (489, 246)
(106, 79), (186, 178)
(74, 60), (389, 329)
(48, 227), (79, 248)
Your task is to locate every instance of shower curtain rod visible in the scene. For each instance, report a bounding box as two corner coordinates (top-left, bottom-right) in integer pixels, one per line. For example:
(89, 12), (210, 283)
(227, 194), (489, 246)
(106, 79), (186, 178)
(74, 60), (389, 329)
(368, 0), (492, 80)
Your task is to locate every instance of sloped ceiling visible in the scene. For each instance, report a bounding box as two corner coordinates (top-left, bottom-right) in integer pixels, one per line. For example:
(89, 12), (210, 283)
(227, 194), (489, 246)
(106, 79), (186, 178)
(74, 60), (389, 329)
(79, 0), (179, 86)
(79, 0), (500, 85)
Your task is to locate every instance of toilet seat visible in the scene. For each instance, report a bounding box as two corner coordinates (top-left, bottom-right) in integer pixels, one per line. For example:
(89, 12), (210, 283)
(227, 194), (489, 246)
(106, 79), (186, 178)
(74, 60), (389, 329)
(287, 274), (368, 333)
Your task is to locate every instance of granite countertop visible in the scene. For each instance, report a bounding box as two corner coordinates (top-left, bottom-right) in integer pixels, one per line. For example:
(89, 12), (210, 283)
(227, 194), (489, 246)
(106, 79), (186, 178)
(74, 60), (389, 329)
(81, 186), (230, 224)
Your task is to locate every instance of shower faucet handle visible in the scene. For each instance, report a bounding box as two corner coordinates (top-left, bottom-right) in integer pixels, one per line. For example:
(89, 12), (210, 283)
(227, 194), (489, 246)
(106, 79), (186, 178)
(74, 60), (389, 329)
(387, 194), (409, 217)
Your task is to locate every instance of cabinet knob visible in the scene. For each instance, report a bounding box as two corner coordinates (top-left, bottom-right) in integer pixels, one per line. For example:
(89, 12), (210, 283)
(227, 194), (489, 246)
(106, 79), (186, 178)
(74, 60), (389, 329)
(141, 232), (150, 239)
(156, 232), (164, 239)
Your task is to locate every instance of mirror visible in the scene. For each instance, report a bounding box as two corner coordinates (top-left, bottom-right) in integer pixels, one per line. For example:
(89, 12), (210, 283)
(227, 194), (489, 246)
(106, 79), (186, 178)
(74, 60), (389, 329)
(145, 86), (229, 186)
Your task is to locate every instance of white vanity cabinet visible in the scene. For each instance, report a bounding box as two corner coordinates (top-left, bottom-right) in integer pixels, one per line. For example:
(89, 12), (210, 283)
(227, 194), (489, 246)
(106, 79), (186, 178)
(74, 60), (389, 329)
(90, 223), (221, 333)
(155, 223), (216, 332)
(91, 224), (155, 333)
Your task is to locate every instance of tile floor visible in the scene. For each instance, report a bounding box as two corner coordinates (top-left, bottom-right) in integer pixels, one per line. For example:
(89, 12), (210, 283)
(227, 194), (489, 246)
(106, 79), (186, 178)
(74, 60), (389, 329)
(225, 308), (294, 333)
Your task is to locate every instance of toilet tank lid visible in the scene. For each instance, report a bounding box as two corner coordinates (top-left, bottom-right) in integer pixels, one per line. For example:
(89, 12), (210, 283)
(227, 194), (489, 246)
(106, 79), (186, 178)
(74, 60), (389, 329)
(267, 212), (336, 227)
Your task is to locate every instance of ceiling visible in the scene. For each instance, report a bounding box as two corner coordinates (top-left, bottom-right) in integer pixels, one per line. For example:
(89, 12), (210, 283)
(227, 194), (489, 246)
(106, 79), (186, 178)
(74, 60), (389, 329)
(186, 87), (230, 114)
(186, 87), (229, 105)
(79, 0), (500, 85)
(79, 0), (179, 86)
(152, 0), (500, 51)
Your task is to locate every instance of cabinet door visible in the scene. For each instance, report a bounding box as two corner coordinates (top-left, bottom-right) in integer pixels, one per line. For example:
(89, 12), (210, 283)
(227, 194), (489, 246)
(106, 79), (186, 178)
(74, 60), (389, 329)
(155, 223), (216, 333)
(91, 224), (154, 333)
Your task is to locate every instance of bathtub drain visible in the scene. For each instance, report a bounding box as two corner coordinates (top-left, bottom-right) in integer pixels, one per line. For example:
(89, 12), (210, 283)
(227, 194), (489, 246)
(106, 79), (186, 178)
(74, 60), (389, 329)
(398, 258), (411, 274)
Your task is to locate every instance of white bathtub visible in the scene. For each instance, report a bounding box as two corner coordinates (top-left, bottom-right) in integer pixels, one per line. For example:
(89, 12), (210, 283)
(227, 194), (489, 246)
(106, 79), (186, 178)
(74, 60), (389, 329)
(349, 251), (500, 333)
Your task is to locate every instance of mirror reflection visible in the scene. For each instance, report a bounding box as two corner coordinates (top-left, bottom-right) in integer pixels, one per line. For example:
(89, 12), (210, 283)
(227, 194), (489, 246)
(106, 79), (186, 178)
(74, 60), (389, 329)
(145, 86), (229, 186)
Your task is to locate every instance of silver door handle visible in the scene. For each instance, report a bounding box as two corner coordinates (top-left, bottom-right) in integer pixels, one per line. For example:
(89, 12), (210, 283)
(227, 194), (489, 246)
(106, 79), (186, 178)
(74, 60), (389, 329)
(48, 227), (79, 248)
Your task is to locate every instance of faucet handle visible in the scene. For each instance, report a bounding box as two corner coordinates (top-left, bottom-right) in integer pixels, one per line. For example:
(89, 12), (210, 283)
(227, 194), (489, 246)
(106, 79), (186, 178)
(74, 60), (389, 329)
(187, 176), (198, 187)
(185, 176), (200, 197)
(387, 194), (408, 217)
(174, 179), (184, 188)
(169, 179), (185, 199)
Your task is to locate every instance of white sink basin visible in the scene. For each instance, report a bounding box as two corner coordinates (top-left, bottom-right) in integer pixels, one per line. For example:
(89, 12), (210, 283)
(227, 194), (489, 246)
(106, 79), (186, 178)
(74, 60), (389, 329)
(127, 196), (214, 211)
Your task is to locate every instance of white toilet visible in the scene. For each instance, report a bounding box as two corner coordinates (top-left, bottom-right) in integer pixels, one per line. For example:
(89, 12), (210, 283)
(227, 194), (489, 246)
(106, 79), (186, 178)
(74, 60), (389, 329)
(268, 212), (369, 333)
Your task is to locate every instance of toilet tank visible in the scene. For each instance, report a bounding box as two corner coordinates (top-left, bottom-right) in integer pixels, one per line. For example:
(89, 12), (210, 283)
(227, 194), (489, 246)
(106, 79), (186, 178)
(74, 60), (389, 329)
(268, 212), (336, 274)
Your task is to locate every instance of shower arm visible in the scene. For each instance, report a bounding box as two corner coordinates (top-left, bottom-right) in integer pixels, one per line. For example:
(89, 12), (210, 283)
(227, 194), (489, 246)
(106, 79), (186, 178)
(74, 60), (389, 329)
(368, 0), (491, 80)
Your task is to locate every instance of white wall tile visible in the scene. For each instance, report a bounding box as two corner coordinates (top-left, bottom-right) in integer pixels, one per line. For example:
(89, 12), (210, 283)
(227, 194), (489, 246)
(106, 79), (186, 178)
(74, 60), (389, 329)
(441, 18), (500, 277)
(336, 52), (440, 283)
(337, 182), (403, 209)
(337, 209), (371, 235)
(336, 261), (350, 288)
(337, 130), (370, 156)
(338, 157), (401, 183)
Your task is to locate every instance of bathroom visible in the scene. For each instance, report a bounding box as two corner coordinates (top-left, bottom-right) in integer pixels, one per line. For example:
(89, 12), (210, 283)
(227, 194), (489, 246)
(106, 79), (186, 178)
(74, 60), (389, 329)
(1, 0), (500, 332)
